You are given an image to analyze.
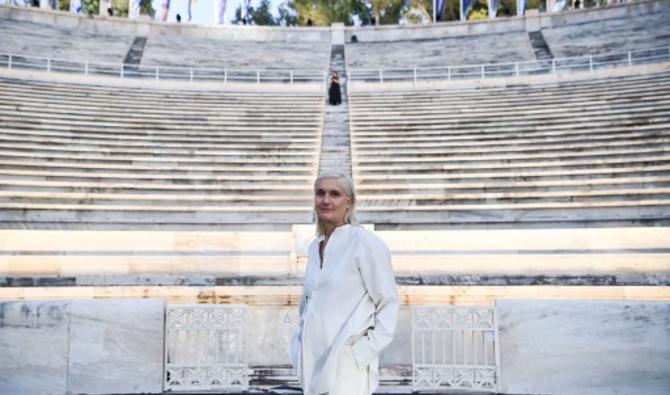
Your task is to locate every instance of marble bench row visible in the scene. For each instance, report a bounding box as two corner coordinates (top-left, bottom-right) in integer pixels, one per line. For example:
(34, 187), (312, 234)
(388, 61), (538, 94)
(344, 12), (670, 70)
(0, 227), (667, 280)
(541, 10), (670, 58)
(0, 17), (331, 70)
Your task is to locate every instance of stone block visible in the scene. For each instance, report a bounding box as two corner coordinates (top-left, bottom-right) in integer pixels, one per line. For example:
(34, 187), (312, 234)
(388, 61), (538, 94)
(67, 299), (165, 394)
(497, 299), (670, 395)
(0, 301), (70, 395)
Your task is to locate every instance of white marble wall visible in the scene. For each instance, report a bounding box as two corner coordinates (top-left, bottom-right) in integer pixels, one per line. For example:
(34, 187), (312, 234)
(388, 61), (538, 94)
(497, 299), (670, 395)
(0, 301), (70, 395)
(0, 299), (164, 395)
(68, 299), (165, 394)
(3, 298), (669, 394)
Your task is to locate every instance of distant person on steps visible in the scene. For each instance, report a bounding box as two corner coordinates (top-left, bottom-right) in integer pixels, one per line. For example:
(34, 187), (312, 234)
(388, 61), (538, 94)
(328, 71), (342, 105)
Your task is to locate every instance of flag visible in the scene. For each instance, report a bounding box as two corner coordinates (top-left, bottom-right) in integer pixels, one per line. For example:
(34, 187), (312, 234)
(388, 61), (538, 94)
(217, 0), (227, 24)
(460, 0), (473, 20)
(69, 0), (81, 13)
(436, 0), (445, 21)
(489, 0), (499, 18)
(517, 0), (526, 15)
(161, 0), (170, 21)
(129, 0), (141, 18)
(188, 0), (197, 21)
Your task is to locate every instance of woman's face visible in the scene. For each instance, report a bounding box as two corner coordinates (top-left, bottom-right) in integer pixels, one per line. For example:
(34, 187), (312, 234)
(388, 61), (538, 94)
(315, 178), (351, 227)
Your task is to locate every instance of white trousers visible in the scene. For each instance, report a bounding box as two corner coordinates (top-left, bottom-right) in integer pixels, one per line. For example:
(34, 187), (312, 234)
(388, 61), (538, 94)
(320, 344), (369, 395)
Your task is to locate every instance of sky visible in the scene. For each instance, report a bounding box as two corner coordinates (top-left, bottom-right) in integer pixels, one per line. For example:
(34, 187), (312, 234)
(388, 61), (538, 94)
(150, 0), (284, 26)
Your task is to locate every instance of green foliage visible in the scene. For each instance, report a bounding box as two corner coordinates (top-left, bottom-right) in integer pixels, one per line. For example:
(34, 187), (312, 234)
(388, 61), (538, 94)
(82, 0), (98, 15)
(232, 0), (296, 26)
(140, 0), (155, 18)
(233, 0), (255, 24)
(111, 0), (128, 17)
(372, 0), (407, 25)
(252, 0), (275, 25)
(402, 0), (431, 24)
(293, 0), (359, 26)
(57, 0), (68, 11)
(229, 0), (548, 28)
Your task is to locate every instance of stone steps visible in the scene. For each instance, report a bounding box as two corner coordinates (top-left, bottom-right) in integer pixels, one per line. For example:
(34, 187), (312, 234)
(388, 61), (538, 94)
(0, 128), (318, 145)
(528, 31), (554, 63)
(354, 128), (667, 146)
(354, 139), (670, 157)
(349, 70), (670, 226)
(350, 114), (670, 133)
(0, 161), (315, 176)
(356, 165), (670, 183)
(349, 74), (670, 101)
(0, 207), (313, 228)
(0, 77), (324, 228)
(356, 155), (670, 174)
(541, 10), (670, 58)
(345, 31), (535, 69)
(0, 142), (317, 159)
(5, 188), (667, 206)
(318, 44), (352, 177)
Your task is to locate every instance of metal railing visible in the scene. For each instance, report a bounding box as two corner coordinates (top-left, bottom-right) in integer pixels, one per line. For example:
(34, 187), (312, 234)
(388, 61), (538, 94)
(348, 46), (670, 84)
(1, 45), (669, 85)
(0, 52), (327, 84)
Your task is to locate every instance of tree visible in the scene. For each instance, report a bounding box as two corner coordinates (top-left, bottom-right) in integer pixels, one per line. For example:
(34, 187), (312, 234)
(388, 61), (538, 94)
(253, 0), (275, 25)
(82, 0), (99, 15)
(402, 0), (431, 24)
(232, 0), (254, 24)
(293, 0), (359, 26)
(369, 0), (406, 25)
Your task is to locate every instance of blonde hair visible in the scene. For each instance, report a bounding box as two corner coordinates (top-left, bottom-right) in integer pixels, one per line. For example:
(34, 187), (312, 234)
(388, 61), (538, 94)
(314, 173), (358, 236)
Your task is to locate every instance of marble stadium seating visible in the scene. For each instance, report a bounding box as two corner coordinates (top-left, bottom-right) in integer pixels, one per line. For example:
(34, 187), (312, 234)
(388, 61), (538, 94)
(0, 17), (133, 64)
(142, 34), (331, 71)
(349, 70), (670, 228)
(542, 9), (670, 58)
(0, 77), (323, 229)
(345, 31), (536, 70)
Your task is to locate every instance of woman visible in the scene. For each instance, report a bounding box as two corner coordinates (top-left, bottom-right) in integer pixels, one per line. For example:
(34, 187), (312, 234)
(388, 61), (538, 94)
(328, 71), (342, 105)
(289, 173), (399, 395)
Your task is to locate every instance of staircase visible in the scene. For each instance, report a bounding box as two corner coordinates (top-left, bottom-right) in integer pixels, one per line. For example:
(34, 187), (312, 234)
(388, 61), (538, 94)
(123, 36), (147, 74)
(318, 45), (352, 178)
(528, 31), (554, 71)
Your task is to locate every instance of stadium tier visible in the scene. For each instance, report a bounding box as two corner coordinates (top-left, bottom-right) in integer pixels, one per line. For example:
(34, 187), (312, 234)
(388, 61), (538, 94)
(350, 70), (670, 228)
(0, 17), (133, 64)
(542, 8), (670, 58)
(142, 35), (331, 70)
(0, 77), (323, 229)
(345, 31), (536, 69)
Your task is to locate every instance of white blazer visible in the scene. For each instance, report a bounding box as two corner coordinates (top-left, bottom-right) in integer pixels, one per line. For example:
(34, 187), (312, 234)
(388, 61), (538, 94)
(289, 224), (400, 394)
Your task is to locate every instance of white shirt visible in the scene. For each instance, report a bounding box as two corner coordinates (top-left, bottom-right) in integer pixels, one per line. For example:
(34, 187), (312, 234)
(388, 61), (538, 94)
(289, 224), (400, 394)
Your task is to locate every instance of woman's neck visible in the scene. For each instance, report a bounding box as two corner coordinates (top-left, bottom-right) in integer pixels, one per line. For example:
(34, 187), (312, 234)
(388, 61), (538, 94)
(323, 221), (346, 240)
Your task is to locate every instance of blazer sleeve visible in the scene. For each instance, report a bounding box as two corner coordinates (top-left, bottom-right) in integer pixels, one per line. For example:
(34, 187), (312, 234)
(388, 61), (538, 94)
(351, 232), (400, 369)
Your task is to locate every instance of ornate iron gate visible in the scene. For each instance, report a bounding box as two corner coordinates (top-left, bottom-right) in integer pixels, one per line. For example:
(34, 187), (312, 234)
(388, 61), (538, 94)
(412, 305), (500, 392)
(164, 304), (250, 391)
